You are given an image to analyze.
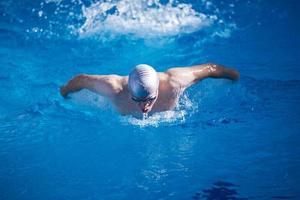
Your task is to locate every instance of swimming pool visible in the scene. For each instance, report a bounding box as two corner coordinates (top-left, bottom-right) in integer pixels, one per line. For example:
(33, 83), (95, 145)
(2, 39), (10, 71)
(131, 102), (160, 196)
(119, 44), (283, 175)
(0, 0), (299, 199)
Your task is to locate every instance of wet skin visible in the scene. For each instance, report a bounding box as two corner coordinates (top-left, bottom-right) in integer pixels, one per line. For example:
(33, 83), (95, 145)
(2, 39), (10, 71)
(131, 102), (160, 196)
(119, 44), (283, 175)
(60, 63), (240, 115)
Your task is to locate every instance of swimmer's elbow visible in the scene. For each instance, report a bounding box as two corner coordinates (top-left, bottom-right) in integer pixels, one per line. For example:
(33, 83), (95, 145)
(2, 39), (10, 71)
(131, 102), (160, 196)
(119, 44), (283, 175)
(207, 63), (240, 80)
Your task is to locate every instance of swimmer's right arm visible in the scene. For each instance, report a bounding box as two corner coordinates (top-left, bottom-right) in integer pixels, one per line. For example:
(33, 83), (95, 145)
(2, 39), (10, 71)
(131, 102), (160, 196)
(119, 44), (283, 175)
(60, 74), (121, 98)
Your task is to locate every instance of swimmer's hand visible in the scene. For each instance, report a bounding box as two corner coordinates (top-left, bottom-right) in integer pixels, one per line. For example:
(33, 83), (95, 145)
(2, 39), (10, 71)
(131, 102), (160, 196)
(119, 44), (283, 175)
(60, 86), (69, 98)
(60, 74), (87, 98)
(224, 67), (240, 81)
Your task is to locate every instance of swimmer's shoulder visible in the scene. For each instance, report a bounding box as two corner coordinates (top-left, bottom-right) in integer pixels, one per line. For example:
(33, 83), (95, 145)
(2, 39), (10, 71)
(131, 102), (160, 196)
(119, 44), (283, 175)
(102, 74), (127, 94)
(159, 71), (182, 89)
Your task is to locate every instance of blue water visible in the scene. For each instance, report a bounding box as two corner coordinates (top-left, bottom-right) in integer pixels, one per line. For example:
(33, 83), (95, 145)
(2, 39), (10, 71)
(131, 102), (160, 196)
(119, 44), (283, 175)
(1, 0), (300, 199)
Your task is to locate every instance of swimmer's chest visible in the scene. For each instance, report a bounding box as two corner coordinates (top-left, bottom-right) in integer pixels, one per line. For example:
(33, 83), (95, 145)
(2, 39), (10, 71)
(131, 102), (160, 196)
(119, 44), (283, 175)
(154, 88), (180, 110)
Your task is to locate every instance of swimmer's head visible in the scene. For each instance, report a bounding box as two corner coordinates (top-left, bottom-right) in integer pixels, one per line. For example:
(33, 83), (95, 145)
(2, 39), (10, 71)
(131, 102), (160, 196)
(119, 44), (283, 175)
(128, 64), (159, 113)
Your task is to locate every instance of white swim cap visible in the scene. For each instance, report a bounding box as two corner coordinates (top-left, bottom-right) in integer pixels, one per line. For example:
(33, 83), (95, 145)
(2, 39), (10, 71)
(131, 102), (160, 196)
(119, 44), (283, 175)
(128, 64), (159, 99)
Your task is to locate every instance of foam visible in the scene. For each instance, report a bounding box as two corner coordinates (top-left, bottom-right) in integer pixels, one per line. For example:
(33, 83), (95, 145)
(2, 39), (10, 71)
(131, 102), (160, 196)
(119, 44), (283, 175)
(78, 0), (217, 38)
(121, 93), (195, 127)
(122, 110), (188, 127)
(26, 0), (235, 40)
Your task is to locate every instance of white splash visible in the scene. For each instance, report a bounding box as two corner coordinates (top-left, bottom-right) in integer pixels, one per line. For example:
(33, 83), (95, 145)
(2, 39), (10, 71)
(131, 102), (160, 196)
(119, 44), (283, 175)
(123, 110), (188, 127)
(122, 93), (195, 127)
(78, 0), (217, 38)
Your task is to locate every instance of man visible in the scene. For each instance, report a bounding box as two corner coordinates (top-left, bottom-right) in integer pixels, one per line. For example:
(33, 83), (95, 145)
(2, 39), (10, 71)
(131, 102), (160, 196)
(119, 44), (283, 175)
(60, 63), (239, 115)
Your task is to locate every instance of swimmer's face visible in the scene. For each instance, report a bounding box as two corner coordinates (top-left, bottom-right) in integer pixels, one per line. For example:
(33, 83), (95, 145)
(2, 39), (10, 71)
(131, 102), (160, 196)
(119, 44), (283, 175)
(131, 92), (158, 113)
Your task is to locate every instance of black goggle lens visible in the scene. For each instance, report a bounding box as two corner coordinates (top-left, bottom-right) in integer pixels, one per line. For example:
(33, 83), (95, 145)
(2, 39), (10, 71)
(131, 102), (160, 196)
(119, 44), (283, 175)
(131, 96), (156, 103)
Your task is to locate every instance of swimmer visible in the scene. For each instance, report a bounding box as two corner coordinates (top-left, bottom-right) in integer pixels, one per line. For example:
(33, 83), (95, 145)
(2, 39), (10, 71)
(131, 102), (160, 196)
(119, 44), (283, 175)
(60, 63), (239, 115)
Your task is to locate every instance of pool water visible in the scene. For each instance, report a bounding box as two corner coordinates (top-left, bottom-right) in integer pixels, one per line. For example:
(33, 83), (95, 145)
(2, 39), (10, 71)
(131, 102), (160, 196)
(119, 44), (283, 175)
(0, 0), (300, 199)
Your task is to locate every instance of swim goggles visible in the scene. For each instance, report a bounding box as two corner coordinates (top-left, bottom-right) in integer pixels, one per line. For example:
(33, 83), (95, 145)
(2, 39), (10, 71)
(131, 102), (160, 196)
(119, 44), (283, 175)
(131, 95), (157, 103)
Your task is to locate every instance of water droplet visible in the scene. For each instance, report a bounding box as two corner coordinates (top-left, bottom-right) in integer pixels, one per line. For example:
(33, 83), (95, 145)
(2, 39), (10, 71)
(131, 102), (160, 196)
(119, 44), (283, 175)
(143, 113), (148, 120)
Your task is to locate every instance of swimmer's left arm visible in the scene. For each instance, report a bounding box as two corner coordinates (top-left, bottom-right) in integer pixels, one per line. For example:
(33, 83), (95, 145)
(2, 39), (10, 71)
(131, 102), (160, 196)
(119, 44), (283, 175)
(166, 63), (239, 88)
